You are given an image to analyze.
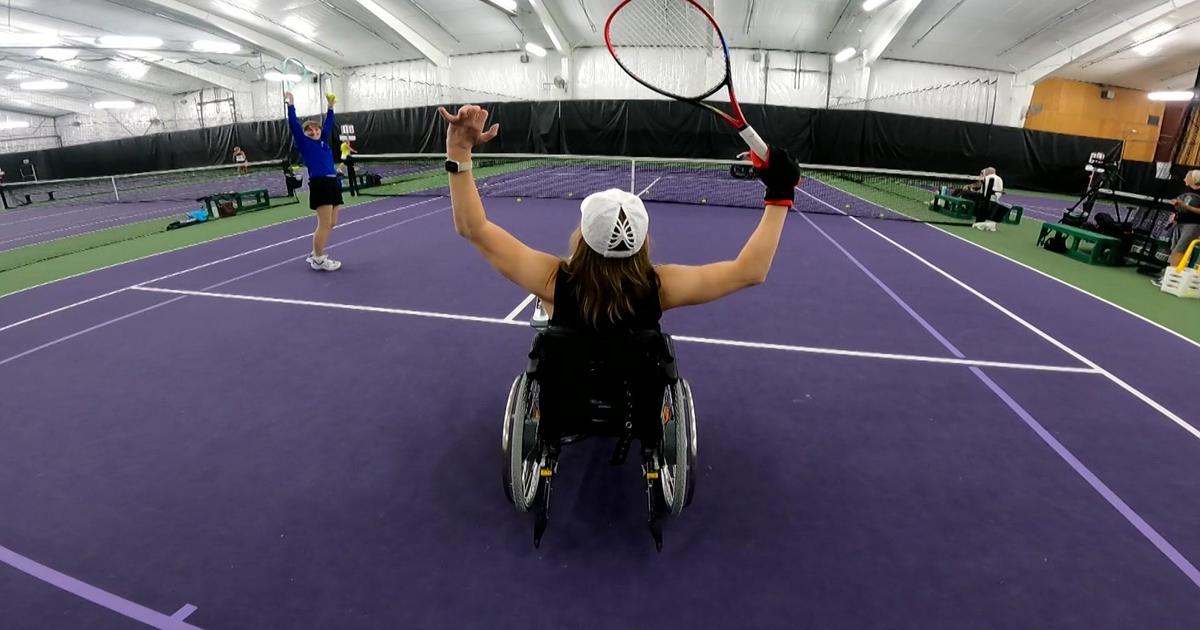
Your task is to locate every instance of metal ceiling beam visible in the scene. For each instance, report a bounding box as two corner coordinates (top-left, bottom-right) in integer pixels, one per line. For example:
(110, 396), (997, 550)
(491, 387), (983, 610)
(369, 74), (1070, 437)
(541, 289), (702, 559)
(0, 103), (62, 117)
(0, 9), (243, 95)
(863, 0), (926, 65)
(143, 55), (253, 92)
(138, 0), (337, 72)
(0, 60), (171, 104)
(350, 0), (449, 66)
(1016, 0), (1200, 86)
(527, 0), (570, 53)
(0, 86), (92, 115)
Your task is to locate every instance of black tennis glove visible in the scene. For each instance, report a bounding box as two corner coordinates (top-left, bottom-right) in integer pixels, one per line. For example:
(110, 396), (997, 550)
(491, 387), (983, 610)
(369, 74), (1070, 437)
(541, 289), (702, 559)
(756, 147), (801, 208)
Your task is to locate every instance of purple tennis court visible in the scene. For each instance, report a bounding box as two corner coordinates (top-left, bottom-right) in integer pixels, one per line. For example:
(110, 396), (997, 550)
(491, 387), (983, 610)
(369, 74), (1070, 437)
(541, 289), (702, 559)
(2, 180), (1200, 629)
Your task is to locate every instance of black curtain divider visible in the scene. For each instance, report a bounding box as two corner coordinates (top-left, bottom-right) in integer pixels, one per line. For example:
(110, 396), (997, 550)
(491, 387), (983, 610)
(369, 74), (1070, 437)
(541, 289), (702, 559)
(0, 100), (1150, 197)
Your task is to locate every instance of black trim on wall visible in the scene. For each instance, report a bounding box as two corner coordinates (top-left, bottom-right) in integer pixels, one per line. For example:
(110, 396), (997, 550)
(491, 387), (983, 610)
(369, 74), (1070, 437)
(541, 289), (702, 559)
(1, 100), (1135, 197)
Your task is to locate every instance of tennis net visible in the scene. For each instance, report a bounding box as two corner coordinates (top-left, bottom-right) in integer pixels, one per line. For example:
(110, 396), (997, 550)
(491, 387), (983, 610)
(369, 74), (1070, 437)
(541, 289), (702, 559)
(0, 160), (299, 273)
(351, 153), (979, 224)
(1, 160), (292, 209)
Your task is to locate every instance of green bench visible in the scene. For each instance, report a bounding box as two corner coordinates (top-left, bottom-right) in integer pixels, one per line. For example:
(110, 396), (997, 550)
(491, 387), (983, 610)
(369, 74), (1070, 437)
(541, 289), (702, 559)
(929, 193), (975, 219)
(1037, 222), (1122, 265)
(204, 188), (271, 218)
(929, 193), (1023, 224)
(997, 202), (1023, 225)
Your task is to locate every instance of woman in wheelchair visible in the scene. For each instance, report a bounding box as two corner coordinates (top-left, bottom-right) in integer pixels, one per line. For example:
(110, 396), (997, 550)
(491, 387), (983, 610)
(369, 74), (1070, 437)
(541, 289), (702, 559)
(438, 105), (801, 549)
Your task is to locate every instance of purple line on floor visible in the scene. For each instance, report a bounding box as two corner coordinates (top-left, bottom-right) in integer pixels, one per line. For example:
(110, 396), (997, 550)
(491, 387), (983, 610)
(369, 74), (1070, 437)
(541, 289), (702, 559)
(0, 544), (201, 629)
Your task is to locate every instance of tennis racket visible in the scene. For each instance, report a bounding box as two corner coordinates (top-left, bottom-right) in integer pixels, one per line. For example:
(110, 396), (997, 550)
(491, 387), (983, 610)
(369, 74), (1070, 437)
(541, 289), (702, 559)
(605, 0), (769, 164)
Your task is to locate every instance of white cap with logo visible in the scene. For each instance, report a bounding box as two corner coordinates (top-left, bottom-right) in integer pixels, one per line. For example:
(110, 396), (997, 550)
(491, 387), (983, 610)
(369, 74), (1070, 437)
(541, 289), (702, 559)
(579, 188), (649, 259)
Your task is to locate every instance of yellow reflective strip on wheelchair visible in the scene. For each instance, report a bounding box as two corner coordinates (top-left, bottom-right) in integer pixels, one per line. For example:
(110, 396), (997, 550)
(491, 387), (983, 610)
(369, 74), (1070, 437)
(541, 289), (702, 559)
(540, 468), (553, 477)
(646, 471), (659, 479)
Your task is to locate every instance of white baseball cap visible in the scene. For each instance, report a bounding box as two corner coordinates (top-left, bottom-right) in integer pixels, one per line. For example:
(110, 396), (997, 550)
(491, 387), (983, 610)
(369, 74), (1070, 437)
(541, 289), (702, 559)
(579, 189), (649, 259)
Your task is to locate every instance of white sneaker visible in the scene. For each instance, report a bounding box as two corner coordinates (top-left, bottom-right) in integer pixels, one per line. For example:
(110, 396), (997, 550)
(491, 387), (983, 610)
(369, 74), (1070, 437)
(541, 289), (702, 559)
(972, 222), (987, 231)
(985, 221), (998, 232)
(304, 254), (315, 265)
(310, 256), (341, 271)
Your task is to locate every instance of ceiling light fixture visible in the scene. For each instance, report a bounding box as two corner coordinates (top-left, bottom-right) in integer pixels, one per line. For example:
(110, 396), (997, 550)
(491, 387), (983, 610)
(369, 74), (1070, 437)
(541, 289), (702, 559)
(0, 33), (59, 47)
(283, 16), (317, 39)
(486, 0), (518, 15)
(0, 120), (31, 129)
(192, 40), (241, 54)
(1148, 91), (1194, 102)
(834, 47), (857, 62)
(97, 35), (162, 49)
(36, 47), (77, 61)
(93, 100), (136, 109)
(109, 60), (149, 79)
(263, 70), (302, 82)
(20, 79), (69, 90)
(524, 42), (547, 58)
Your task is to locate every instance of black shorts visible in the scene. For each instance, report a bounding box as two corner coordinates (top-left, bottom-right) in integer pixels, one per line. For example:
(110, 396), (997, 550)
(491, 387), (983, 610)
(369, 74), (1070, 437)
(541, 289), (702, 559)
(309, 176), (344, 210)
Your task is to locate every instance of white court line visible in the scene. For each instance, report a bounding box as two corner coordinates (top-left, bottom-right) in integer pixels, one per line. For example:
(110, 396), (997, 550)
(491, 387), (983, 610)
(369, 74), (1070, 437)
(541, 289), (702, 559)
(0, 164), (555, 306)
(128, 286), (1103, 374)
(0, 205), (185, 247)
(0, 197), (444, 334)
(799, 188), (1200, 441)
(637, 176), (664, 197)
(0, 193), (442, 305)
(504, 294), (537, 321)
(0, 206), (452, 367)
(133, 286), (526, 327)
(939, 205), (1200, 353)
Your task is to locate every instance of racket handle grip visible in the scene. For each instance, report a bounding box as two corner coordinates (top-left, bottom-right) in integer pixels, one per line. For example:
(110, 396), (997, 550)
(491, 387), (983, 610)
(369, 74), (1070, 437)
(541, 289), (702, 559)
(739, 126), (770, 166)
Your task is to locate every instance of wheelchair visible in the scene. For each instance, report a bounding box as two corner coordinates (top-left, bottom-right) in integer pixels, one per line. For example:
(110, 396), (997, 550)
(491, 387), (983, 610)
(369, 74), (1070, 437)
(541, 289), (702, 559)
(501, 319), (697, 550)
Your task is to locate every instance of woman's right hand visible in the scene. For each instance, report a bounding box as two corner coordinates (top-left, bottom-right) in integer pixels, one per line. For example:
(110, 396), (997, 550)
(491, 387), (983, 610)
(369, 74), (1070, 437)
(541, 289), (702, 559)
(283, 91), (294, 106)
(438, 105), (499, 156)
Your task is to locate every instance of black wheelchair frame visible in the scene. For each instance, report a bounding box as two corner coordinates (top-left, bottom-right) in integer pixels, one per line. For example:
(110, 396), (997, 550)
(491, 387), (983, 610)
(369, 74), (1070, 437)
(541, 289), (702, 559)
(501, 324), (697, 550)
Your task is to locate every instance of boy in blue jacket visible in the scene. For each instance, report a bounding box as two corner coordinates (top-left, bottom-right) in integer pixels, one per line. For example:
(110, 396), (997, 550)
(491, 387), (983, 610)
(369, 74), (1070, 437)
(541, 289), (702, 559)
(285, 91), (342, 271)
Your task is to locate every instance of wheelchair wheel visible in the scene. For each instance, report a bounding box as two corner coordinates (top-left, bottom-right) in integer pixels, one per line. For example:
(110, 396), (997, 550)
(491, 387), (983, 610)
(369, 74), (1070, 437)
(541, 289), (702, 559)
(659, 378), (697, 515)
(501, 373), (543, 512)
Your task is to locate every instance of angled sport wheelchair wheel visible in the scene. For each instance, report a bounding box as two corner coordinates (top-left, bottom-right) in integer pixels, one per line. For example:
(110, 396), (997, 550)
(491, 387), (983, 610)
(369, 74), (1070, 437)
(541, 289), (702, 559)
(659, 378), (697, 515)
(501, 373), (543, 512)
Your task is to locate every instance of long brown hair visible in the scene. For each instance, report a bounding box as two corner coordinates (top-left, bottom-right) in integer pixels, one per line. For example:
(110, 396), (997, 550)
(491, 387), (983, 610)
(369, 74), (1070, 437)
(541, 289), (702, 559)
(556, 228), (655, 328)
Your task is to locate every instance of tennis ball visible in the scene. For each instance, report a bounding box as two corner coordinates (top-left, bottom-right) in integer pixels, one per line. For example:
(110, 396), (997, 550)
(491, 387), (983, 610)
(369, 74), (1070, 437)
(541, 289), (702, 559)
(516, 197), (523, 203)
(701, 198), (708, 204)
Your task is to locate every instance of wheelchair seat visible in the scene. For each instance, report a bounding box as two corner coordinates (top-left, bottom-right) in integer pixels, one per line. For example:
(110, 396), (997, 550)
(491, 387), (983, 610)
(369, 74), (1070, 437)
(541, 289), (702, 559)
(527, 326), (678, 442)
(501, 326), (697, 550)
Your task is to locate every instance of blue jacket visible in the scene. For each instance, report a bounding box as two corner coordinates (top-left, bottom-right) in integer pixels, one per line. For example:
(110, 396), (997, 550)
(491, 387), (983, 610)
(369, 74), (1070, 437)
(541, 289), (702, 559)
(287, 104), (336, 178)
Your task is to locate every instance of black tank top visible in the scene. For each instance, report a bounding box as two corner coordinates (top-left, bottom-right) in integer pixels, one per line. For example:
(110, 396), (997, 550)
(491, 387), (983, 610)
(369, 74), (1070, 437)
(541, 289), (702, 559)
(549, 267), (662, 331)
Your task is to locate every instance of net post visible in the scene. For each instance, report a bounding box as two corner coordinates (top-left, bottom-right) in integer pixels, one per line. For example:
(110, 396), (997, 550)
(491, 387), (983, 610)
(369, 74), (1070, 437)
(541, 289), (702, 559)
(110, 176), (120, 202)
(629, 158), (636, 194)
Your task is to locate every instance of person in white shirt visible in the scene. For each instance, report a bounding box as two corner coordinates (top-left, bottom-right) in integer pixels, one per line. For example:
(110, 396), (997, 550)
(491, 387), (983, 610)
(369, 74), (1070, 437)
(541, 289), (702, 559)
(969, 167), (1005, 231)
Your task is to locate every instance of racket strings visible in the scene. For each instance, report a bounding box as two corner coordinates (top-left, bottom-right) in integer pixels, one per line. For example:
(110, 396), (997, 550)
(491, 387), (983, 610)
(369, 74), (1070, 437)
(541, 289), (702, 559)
(608, 0), (724, 98)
